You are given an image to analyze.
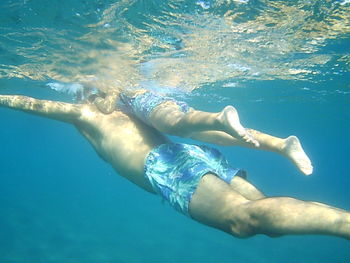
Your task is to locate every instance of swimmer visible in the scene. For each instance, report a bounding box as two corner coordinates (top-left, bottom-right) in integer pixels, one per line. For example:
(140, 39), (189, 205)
(91, 89), (313, 175)
(1, 93), (349, 240)
(93, 89), (259, 146)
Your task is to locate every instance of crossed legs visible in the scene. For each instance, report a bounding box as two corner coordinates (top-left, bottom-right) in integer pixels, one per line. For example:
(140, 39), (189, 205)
(189, 174), (350, 239)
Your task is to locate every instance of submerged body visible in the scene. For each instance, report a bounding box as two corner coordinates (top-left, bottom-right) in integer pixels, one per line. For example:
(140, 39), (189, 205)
(0, 94), (349, 239)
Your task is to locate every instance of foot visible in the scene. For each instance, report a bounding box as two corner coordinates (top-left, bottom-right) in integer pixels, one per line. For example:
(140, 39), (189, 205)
(283, 136), (313, 175)
(218, 106), (260, 147)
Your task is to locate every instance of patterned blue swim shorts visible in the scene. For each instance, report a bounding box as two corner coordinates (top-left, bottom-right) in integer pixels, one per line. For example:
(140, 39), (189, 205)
(144, 143), (244, 217)
(119, 91), (190, 126)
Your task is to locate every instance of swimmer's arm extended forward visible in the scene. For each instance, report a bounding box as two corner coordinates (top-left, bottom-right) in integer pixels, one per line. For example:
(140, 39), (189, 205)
(0, 95), (81, 123)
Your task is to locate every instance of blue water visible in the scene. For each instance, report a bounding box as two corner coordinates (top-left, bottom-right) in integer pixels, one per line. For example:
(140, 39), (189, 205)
(1, 0), (350, 262)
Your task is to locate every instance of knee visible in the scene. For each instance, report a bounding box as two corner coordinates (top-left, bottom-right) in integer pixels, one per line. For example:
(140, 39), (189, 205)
(228, 224), (282, 239)
(228, 222), (257, 238)
(226, 214), (258, 238)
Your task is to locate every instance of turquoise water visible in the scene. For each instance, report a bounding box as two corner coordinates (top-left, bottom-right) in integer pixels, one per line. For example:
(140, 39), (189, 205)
(1, 0), (350, 262)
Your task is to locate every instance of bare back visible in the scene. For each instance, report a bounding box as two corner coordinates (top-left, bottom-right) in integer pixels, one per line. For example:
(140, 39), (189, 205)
(75, 104), (169, 192)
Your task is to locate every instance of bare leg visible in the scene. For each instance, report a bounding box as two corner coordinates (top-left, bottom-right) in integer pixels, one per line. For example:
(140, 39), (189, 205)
(189, 130), (313, 175)
(240, 130), (312, 176)
(229, 176), (265, 200)
(248, 197), (350, 239)
(189, 174), (350, 239)
(150, 102), (259, 146)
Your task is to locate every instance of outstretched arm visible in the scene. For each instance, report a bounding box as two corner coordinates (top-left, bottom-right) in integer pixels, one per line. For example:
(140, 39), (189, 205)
(0, 95), (82, 123)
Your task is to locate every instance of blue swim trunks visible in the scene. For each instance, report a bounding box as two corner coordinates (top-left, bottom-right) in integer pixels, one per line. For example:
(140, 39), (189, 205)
(144, 143), (244, 217)
(119, 91), (190, 126)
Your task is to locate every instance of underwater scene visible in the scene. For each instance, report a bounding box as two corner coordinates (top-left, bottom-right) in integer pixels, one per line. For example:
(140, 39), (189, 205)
(0, 0), (350, 262)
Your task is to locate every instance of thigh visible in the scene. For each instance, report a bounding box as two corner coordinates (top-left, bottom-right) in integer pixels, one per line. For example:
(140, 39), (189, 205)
(189, 173), (248, 233)
(150, 102), (188, 132)
(229, 176), (265, 200)
(151, 101), (187, 121)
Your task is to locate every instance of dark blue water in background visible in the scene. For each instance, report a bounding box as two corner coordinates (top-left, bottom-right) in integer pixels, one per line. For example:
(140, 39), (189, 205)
(1, 0), (350, 262)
